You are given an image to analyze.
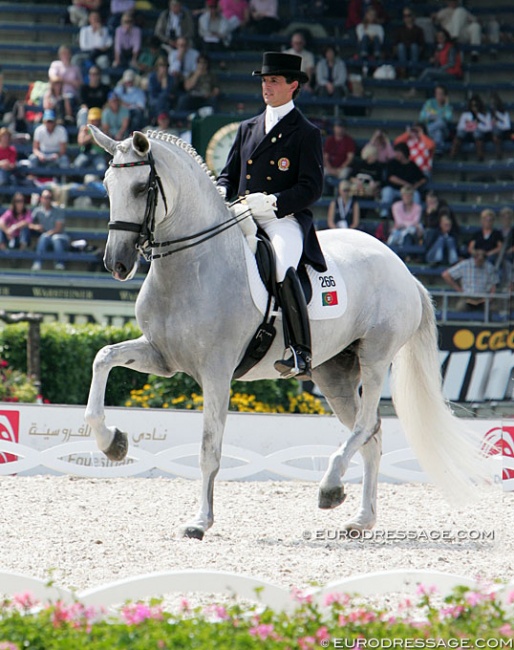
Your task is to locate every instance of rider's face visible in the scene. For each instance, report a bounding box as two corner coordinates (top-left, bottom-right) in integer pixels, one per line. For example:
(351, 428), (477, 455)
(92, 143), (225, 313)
(261, 75), (297, 108)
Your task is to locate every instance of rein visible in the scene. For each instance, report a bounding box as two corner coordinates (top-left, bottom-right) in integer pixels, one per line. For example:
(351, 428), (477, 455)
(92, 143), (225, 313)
(108, 151), (251, 261)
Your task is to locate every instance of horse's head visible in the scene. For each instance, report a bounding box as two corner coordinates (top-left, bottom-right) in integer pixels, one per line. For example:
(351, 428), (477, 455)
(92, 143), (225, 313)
(90, 125), (165, 281)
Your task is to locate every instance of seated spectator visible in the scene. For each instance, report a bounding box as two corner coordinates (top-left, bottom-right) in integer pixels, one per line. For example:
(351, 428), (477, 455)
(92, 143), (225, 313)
(68, 0), (103, 28)
(198, 0), (231, 52)
(425, 210), (459, 266)
(349, 144), (383, 199)
(394, 123), (436, 179)
(468, 209), (503, 264)
(315, 45), (348, 98)
(498, 206), (513, 290)
(101, 92), (130, 140)
(432, 0), (481, 62)
(419, 84), (454, 154)
(74, 108), (108, 173)
(422, 190), (458, 250)
(176, 54), (220, 113)
(146, 111), (179, 135)
(147, 58), (179, 121)
(114, 68), (147, 131)
(323, 120), (357, 194)
(393, 6), (425, 79)
(387, 185), (423, 249)
(442, 249), (498, 312)
(247, 0), (280, 35)
(366, 129), (394, 163)
(108, 0), (136, 34)
(113, 11), (141, 71)
(218, 0), (249, 43)
(29, 189), (70, 271)
(380, 142), (426, 217)
(0, 193), (32, 250)
(43, 77), (73, 125)
(356, 8), (384, 76)
(284, 31), (315, 91)
(76, 10), (113, 73)
(0, 127), (17, 186)
(136, 36), (167, 77)
(168, 37), (200, 90)
(29, 109), (70, 170)
(154, 0), (195, 50)
(489, 92), (512, 160)
(346, 0), (387, 29)
(414, 28), (462, 90)
(48, 45), (83, 123)
(76, 65), (111, 128)
(327, 180), (360, 229)
(450, 93), (491, 161)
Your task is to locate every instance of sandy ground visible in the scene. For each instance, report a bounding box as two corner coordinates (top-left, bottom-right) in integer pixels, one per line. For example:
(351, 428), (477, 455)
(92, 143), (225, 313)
(0, 476), (511, 601)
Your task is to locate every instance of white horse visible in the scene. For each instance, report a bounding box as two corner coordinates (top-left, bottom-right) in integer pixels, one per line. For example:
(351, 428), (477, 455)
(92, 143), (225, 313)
(85, 127), (488, 540)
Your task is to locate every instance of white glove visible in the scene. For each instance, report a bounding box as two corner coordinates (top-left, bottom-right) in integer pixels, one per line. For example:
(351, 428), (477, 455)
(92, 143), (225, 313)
(216, 185), (227, 199)
(244, 192), (277, 225)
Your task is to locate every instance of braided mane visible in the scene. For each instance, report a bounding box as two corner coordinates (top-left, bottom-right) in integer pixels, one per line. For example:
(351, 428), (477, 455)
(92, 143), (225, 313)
(145, 129), (217, 185)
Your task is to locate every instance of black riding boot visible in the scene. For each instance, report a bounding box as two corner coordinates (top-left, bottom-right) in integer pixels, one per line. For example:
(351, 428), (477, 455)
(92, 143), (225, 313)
(273, 267), (312, 380)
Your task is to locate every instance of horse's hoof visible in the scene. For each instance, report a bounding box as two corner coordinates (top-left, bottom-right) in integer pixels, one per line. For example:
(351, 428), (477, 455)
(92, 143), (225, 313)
(103, 428), (129, 461)
(318, 485), (346, 509)
(182, 526), (205, 540)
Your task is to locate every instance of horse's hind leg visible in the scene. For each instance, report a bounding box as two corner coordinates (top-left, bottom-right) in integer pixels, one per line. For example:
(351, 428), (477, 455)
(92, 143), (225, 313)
(85, 336), (171, 460)
(316, 344), (387, 532)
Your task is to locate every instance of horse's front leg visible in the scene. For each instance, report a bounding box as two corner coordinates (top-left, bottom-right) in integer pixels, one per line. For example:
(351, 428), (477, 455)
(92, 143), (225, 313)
(182, 376), (231, 540)
(85, 336), (172, 460)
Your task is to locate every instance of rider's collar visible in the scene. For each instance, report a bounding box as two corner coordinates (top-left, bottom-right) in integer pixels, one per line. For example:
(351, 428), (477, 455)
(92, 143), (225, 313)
(265, 100), (294, 134)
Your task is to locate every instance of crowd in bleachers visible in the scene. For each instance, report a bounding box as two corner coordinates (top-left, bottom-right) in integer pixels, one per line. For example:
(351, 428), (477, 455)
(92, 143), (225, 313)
(0, 0), (512, 314)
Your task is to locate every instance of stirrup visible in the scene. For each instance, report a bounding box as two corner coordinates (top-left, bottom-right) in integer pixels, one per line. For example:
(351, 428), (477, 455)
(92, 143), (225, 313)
(274, 347), (311, 380)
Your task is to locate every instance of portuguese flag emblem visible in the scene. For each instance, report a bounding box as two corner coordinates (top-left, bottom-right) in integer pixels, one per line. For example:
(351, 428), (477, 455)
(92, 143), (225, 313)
(322, 291), (338, 306)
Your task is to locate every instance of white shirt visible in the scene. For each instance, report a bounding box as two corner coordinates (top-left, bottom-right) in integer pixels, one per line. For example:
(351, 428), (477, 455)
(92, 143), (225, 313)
(265, 100), (294, 134)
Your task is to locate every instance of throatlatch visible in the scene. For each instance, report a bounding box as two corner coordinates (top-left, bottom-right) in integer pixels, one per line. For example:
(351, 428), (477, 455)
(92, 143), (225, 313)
(274, 266), (312, 380)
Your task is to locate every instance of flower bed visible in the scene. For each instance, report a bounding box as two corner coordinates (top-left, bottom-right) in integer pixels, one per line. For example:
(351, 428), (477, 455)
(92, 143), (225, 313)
(0, 585), (512, 649)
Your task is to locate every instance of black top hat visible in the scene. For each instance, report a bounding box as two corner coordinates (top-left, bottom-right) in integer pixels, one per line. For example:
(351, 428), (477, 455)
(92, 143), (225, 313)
(252, 52), (308, 84)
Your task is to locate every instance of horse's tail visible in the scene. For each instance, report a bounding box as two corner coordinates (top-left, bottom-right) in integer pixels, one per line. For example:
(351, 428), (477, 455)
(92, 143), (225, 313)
(390, 279), (490, 504)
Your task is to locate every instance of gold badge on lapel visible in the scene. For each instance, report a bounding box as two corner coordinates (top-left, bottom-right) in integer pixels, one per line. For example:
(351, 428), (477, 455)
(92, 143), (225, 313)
(277, 157), (290, 171)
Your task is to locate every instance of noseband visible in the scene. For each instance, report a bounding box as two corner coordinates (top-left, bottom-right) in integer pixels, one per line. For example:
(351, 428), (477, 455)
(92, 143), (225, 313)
(108, 149), (251, 262)
(108, 151), (168, 259)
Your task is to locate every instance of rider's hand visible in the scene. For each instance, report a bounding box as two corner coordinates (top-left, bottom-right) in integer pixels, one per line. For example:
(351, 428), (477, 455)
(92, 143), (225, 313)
(244, 192), (277, 224)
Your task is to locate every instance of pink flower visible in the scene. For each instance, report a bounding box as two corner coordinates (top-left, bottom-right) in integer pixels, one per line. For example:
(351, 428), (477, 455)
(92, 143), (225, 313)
(204, 604), (230, 620)
(179, 597), (190, 612)
(465, 591), (484, 606)
(316, 626), (330, 642)
(121, 603), (163, 625)
(12, 592), (38, 611)
(416, 584), (438, 596)
(507, 590), (514, 605)
(323, 592), (350, 607)
(0, 643), (20, 650)
(291, 587), (313, 604)
(298, 636), (316, 650)
(499, 623), (513, 636)
(249, 623), (275, 640)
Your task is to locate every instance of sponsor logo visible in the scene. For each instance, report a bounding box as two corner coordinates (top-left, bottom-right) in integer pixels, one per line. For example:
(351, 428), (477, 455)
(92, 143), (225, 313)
(0, 410), (19, 464)
(483, 426), (514, 481)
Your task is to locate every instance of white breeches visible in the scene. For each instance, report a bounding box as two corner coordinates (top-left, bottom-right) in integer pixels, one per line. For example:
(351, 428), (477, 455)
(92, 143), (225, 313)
(258, 215), (304, 282)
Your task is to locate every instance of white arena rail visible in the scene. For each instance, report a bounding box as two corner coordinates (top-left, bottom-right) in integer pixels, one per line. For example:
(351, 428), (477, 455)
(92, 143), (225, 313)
(0, 569), (512, 611)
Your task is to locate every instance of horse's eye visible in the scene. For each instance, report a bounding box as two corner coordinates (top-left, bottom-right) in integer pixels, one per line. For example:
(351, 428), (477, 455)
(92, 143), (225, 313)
(133, 182), (148, 197)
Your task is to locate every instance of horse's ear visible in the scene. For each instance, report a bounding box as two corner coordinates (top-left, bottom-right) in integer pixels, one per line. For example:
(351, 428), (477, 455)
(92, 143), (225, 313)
(88, 124), (117, 156)
(132, 131), (150, 157)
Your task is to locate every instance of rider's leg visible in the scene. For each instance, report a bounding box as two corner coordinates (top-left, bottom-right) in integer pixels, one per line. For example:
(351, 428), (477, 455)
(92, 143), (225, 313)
(257, 215), (312, 380)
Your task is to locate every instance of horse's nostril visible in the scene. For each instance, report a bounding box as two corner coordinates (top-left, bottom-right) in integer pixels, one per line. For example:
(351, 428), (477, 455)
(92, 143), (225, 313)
(114, 262), (127, 275)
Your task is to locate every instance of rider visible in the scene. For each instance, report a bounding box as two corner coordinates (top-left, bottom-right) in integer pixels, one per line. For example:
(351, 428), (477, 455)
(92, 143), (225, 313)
(216, 52), (326, 380)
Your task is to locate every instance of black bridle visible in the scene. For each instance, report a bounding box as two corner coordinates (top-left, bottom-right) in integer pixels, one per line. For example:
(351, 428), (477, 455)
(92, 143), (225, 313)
(107, 151), (251, 261)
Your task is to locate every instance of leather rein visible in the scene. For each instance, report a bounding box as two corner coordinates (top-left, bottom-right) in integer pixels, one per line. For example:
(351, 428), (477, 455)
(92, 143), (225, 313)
(108, 152), (251, 262)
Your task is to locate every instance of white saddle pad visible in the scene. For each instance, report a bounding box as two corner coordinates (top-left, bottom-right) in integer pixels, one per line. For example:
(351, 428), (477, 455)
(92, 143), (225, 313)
(243, 243), (347, 320)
